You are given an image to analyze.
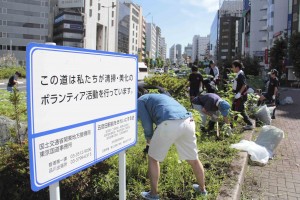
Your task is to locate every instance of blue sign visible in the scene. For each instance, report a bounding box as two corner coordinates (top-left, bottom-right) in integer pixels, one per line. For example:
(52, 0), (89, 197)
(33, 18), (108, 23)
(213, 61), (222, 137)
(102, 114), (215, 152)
(27, 43), (138, 191)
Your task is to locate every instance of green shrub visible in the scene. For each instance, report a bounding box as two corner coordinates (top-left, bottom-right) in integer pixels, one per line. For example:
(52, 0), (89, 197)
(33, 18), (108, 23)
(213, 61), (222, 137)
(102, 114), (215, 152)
(0, 66), (26, 79)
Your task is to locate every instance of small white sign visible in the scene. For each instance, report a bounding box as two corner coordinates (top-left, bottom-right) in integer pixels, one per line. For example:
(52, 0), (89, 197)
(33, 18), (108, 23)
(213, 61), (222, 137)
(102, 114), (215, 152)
(27, 43), (138, 191)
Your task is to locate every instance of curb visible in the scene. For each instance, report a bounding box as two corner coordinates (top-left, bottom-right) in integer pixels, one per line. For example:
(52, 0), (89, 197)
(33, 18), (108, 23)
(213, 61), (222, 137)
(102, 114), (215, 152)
(216, 129), (254, 200)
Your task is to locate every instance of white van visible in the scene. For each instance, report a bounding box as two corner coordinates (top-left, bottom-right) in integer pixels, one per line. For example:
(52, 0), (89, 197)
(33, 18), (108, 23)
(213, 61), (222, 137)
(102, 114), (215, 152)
(138, 62), (148, 81)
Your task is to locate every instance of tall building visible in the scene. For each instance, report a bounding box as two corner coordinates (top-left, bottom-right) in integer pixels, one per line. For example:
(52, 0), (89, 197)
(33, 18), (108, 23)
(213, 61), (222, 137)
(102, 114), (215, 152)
(117, 2), (130, 53)
(146, 23), (156, 59)
(53, 11), (84, 48)
(0, 0), (51, 65)
(210, 0), (243, 64)
(192, 35), (210, 62)
(176, 44), (182, 64)
(160, 37), (167, 61)
(267, 0), (288, 47)
(169, 44), (176, 64)
(117, 1), (142, 55)
(138, 10), (146, 61)
(184, 43), (192, 63)
(156, 26), (161, 58)
(84, 0), (117, 51)
(291, 0), (299, 33)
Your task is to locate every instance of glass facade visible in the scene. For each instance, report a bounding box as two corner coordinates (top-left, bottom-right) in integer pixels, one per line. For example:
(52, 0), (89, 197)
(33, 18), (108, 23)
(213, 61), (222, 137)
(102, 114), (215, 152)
(210, 11), (219, 61)
(118, 3), (130, 53)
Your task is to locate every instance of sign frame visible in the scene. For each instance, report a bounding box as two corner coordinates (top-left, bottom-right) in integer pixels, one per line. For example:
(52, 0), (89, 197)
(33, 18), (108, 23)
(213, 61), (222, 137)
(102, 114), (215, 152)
(26, 43), (138, 192)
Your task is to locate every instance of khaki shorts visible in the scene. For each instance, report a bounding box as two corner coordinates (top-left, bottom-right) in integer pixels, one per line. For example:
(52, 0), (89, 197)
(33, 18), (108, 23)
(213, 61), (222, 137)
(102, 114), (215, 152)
(148, 117), (199, 162)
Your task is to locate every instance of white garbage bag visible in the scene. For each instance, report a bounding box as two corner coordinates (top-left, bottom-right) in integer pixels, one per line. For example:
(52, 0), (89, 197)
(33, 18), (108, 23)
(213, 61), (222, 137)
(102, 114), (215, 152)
(255, 125), (284, 158)
(255, 105), (272, 125)
(284, 96), (293, 104)
(231, 140), (270, 164)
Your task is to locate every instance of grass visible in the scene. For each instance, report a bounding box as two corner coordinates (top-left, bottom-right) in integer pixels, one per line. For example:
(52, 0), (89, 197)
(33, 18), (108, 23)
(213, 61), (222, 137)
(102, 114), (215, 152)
(0, 82), (243, 199)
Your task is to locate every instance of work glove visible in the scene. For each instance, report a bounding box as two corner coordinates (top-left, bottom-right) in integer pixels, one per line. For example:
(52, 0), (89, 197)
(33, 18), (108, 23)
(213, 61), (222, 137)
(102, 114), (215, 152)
(187, 87), (190, 91)
(143, 144), (149, 154)
(235, 92), (241, 99)
(272, 95), (276, 100)
(225, 127), (232, 136)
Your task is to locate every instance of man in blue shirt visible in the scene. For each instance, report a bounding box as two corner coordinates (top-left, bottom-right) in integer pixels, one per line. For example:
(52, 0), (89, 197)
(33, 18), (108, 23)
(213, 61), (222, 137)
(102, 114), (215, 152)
(192, 93), (231, 134)
(138, 94), (207, 200)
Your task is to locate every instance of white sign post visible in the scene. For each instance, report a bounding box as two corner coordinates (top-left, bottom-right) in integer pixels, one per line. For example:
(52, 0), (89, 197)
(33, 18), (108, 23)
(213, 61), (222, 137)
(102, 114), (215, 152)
(26, 43), (137, 199)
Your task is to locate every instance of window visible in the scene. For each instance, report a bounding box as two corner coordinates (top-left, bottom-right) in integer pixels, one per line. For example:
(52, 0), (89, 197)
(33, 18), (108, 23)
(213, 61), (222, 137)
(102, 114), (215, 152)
(2, 20), (6, 26)
(2, 32), (6, 38)
(133, 24), (134, 28)
(98, 13), (100, 21)
(133, 31), (134, 36)
(112, 11), (114, 18)
(98, 3), (101, 10)
(90, 0), (92, 6)
(89, 9), (92, 17)
(0, 21), (2, 25)
(132, 45), (134, 51)
(111, 20), (114, 26)
(3, 45), (7, 50)
(132, 38), (134, 43)
(0, 32), (2, 37)
(3, 8), (7, 14)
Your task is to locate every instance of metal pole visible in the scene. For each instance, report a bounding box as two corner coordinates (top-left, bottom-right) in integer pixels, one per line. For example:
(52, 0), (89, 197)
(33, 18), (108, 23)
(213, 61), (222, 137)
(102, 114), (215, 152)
(49, 182), (60, 200)
(119, 151), (126, 200)
(107, 7), (109, 51)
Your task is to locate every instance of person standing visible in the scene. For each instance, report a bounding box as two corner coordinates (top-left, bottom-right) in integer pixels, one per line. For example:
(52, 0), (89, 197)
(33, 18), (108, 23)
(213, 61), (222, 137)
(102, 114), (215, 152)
(231, 60), (253, 130)
(138, 94), (207, 200)
(258, 69), (279, 106)
(192, 93), (231, 134)
(188, 66), (203, 101)
(204, 60), (219, 93)
(7, 71), (21, 92)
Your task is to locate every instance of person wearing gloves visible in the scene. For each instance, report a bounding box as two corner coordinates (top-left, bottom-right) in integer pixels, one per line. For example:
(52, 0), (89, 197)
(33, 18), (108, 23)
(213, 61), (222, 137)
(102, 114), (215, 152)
(257, 69), (279, 106)
(191, 93), (231, 134)
(231, 60), (254, 130)
(188, 66), (204, 101)
(138, 94), (207, 200)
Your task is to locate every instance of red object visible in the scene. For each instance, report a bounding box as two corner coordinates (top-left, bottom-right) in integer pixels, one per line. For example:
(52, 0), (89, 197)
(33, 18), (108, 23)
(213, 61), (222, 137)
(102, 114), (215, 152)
(265, 49), (269, 64)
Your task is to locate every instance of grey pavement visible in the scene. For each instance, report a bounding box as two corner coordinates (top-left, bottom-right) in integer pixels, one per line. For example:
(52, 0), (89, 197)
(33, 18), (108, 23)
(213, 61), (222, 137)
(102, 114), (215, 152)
(242, 88), (300, 199)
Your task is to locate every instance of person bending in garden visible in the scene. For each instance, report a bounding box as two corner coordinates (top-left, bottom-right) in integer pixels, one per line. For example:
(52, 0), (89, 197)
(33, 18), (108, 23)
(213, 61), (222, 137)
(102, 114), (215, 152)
(187, 66), (203, 101)
(257, 69), (279, 106)
(231, 60), (253, 130)
(138, 93), (207, 200)
(7, 71), (21, 92)
(191, 93), (231, 134)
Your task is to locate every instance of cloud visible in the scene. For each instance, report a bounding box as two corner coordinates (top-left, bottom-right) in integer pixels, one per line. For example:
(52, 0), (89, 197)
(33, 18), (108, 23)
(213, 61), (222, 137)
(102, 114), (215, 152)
(180, 0), (219, 12)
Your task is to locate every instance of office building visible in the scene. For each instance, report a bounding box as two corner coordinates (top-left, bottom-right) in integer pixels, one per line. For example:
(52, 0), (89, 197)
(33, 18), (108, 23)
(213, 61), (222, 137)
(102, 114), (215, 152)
(0, 0), (51, 65)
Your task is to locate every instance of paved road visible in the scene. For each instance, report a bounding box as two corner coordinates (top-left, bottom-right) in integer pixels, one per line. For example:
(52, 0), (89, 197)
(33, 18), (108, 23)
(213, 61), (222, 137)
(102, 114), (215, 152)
(242, 88), (300, 199)
(0, 79), (26, 92)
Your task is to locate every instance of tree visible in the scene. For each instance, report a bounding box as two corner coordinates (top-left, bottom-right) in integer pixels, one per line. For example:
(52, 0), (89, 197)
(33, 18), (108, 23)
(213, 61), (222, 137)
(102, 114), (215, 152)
(289, 32), (300, 78)
(270, 37), (287, 72)
(241, 55), (262, 76)
(144, 58), (150, 68)
(0, 52), (18, 67)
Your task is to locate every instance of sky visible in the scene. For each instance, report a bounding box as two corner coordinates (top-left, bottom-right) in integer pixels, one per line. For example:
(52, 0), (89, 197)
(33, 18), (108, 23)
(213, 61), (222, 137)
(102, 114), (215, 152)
(133, 0), (220, 55)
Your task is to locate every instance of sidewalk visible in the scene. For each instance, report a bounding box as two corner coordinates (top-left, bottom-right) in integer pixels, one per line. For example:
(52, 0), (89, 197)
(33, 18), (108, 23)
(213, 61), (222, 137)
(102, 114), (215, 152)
(242, 88), (300, 199)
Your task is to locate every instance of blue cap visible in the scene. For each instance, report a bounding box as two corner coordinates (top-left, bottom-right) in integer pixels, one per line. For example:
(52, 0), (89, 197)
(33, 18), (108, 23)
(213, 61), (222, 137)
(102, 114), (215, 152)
(219, 100), (230, 117)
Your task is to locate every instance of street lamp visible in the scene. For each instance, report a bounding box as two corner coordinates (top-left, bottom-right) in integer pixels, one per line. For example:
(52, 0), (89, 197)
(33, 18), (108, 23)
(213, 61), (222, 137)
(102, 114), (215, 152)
(102, 3), (116, 51)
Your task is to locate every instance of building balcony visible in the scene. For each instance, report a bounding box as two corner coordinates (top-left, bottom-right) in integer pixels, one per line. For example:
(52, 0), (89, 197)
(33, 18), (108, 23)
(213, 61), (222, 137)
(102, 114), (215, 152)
(260, 26), (268, 31)
(261, 15), (267, 21)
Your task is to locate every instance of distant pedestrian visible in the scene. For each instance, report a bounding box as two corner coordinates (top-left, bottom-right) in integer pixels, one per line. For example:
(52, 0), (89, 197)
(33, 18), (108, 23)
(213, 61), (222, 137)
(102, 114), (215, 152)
(188, 66), (203, 101)
(7, 71), (21, 92)
(231, 60), (253, 130)
(204, 60), (219, 93)
(138, 94), (207, 200)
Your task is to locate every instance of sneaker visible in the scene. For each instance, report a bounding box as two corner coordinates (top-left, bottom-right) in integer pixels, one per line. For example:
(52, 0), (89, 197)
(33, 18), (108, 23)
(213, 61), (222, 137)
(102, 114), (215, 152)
(192, 184), (208, 196)
(243, 125), (254, 130)
(141, 191), (160, 200)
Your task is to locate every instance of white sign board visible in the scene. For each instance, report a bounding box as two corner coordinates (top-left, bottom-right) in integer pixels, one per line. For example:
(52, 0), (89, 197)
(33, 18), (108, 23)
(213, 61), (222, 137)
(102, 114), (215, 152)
(26, 43), (138, 191)
(58, 0), (84, 8)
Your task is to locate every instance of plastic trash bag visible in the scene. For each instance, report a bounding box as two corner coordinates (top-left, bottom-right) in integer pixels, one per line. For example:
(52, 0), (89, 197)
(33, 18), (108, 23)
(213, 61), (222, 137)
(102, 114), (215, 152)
(255, 105), (271, 125)
(284, 96), (293, 104)
(255, 125), (284, 158)
(267, 106), (276, 115)
(231, 140), (270, 164)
